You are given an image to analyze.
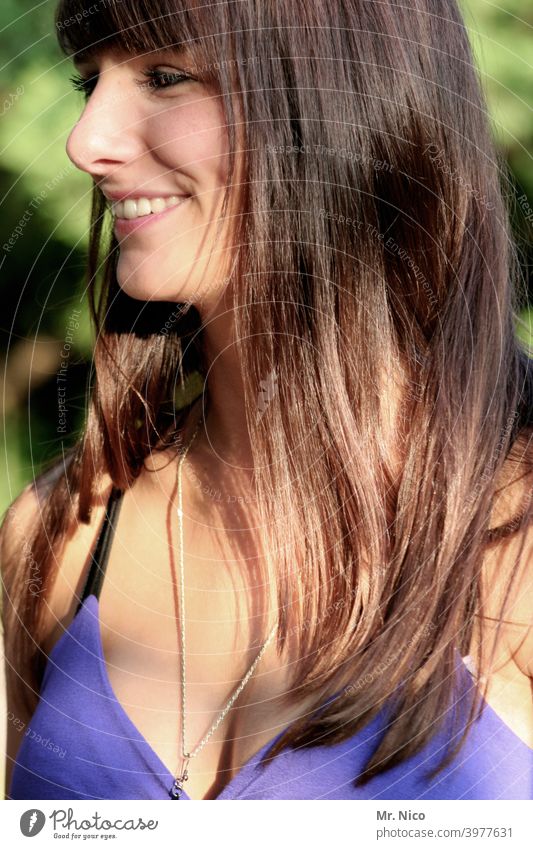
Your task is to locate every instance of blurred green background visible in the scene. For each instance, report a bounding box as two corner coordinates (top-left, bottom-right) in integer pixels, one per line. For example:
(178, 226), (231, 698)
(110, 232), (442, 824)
(0, 0), (532, 514)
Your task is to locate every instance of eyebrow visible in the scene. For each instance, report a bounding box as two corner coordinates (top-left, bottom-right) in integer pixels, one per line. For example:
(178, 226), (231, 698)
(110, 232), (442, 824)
(72, 44), (187, 70)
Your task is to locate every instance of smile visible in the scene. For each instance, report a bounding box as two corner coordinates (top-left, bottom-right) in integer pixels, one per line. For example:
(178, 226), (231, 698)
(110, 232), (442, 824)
(112, 195), (191, 236)
(112, 195), (188, 219)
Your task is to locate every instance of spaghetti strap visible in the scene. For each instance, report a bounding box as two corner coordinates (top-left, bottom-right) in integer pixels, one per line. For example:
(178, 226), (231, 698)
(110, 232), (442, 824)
(76, 486), (124, 613)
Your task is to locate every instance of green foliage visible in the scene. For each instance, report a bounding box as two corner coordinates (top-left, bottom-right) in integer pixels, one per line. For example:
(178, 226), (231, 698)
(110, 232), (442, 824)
(460, 0), (533, 201)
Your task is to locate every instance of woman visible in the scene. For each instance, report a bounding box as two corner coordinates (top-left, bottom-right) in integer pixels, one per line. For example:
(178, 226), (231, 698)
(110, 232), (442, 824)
(2, 0), (532, 801)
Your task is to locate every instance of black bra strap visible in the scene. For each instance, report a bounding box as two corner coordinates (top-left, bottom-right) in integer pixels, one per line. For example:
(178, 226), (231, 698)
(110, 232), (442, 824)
(76, 486), (124, 613)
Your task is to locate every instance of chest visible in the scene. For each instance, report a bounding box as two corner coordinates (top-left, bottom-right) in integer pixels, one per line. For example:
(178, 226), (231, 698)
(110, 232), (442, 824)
(46, 491), (305, 800)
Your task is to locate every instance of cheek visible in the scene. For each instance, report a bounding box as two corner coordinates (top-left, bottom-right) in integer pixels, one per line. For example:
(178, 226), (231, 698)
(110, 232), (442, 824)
(152, 103), (229, 188)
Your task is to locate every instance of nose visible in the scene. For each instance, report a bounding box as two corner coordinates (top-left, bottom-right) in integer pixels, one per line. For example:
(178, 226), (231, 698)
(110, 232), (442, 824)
(65, 70), (142, 180)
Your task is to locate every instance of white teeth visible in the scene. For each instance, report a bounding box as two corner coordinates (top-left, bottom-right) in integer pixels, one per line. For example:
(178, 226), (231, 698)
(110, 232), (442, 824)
(123, 199), (138, 219)
(136, 198), (152, 217)
(150, 197), (167, 214)
(111, 195), (186, 219)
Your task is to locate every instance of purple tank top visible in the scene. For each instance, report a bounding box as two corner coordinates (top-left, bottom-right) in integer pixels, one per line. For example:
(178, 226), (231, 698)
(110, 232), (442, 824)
(9, 488), (533, 800)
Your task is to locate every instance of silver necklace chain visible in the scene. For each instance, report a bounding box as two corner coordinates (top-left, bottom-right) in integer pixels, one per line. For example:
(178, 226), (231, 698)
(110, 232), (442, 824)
(169, 415), (278, 799)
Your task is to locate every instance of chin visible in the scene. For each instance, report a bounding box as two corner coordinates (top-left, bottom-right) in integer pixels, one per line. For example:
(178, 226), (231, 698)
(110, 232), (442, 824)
(116, 268), (181, 302)
(116, 281), (164, 302)
(115, 261), (226, 307)
(117, 282), (210, 311)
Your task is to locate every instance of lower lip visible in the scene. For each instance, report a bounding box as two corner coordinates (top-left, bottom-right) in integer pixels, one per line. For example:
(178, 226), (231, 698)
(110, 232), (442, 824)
(113, 197), (191, 236)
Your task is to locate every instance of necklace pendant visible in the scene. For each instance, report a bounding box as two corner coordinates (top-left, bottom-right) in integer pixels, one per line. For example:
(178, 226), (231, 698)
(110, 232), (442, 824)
(169, 772), (188, 800)
(169, 759), (190, 799)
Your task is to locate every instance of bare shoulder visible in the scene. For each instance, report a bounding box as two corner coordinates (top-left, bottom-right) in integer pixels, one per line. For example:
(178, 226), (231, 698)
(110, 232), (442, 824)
(1, 455), (72, 588)
(1, 459), (113, 652)
(0, 480), (43, 594)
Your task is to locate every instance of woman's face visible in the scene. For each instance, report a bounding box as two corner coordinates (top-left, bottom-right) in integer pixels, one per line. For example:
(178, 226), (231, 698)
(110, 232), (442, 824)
(66, 46), (238, 308)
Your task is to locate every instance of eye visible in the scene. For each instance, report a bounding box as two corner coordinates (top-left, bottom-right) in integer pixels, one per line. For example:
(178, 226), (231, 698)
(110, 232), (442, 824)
(139, 69), (194, 92)
(68, 68), (194, 101)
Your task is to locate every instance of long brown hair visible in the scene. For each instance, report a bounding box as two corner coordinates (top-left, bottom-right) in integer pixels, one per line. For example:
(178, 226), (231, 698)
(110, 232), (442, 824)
(3, 0), (533, 787)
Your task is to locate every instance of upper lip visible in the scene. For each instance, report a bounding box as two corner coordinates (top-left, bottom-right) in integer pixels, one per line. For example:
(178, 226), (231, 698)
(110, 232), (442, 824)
(100, 188), (190, 202)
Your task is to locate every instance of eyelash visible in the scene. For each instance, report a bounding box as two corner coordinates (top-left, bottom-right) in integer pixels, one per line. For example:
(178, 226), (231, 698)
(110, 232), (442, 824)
(68, 68), (192, 99)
